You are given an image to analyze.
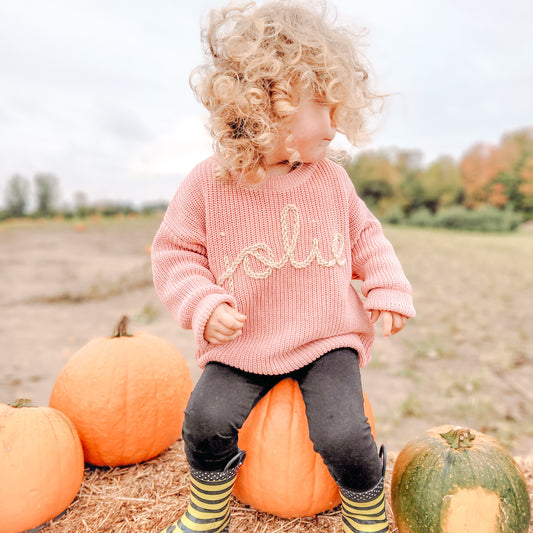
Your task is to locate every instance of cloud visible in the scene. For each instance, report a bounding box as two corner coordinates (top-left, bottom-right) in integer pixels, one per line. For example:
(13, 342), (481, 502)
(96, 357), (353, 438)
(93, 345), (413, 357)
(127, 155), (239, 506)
(128, 113), (212, 177)
(99, 106), (153, 143)
(1, 0), (532, 207)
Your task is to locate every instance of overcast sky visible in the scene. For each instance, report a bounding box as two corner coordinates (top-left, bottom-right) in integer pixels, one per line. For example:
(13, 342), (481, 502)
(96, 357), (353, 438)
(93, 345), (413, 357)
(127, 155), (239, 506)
(1, 0), (532, 208)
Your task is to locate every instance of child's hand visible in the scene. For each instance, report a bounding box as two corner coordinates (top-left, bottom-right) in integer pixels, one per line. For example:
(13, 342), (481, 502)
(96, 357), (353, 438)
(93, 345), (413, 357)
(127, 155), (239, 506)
(204, 303), (246, 345)
(369, 310), (407, 337)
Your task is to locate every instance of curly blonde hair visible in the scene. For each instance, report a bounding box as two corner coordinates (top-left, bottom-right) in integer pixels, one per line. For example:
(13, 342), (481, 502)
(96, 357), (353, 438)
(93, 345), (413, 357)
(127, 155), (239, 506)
(190, 0), (380, 183)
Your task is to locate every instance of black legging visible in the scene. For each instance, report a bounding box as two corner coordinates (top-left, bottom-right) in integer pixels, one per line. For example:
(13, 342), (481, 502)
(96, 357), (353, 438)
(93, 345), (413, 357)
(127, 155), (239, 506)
(182, 347), (382, 491)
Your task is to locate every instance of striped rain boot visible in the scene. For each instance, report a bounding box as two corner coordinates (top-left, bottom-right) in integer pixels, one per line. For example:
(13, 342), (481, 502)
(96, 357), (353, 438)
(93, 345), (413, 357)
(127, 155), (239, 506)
(339, 445), (389, 533)
(160, 450), (245, 533)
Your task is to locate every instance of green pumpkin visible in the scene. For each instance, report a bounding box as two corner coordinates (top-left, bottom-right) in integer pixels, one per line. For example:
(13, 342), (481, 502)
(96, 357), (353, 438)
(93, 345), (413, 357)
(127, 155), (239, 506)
(391, 425), (531, 533)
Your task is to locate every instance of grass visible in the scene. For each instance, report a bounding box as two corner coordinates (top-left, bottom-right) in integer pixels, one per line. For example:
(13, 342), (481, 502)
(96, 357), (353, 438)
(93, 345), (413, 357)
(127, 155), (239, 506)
(367, 224), (533, 452)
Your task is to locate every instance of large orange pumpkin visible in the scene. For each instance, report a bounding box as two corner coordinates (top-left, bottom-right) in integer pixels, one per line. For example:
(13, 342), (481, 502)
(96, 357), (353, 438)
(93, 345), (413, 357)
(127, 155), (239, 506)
(233, 378), (376, 518)
(50, 316), (193, 466)
(0, 400), (84, 533)
(391, 425), (531, 533)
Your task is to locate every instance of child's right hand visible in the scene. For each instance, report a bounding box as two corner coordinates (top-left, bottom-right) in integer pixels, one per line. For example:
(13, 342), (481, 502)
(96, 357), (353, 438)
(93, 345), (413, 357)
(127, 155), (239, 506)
(204, 303), (246, 344)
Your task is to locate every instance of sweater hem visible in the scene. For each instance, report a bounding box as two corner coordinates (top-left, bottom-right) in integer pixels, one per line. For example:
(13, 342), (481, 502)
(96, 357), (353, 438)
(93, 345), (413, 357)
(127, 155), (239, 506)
(195, 334), (373, 375)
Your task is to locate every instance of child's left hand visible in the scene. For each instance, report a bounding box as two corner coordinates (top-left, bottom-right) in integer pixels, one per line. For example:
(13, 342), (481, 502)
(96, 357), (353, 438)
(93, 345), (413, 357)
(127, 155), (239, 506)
(369, 310), (408, 337)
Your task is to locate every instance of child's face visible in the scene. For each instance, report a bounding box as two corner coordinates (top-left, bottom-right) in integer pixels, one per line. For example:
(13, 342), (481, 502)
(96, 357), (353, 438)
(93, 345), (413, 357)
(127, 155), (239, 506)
(266, 94), (337, 171)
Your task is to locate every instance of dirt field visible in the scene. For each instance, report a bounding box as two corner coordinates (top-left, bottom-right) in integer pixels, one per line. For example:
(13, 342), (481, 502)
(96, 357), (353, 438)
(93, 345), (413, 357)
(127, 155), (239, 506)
(1, 214), (532, 457)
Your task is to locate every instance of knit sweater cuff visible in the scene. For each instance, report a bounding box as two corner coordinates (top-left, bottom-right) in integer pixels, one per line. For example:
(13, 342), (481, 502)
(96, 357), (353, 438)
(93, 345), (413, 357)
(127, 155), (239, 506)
(364, 288), (416, 318)
(191, 292), (237, 351)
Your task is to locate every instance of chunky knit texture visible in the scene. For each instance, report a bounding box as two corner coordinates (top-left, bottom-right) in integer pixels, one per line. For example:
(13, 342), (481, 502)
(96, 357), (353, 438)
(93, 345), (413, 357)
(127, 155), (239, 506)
(152, 156), (415, 374)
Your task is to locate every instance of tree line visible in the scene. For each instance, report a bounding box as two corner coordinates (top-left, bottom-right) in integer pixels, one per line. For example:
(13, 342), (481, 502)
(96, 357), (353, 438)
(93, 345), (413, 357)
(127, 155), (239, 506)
(2, 127), (532, 230)
(0, 173), (162, 220)
(345, 127), (532, 231)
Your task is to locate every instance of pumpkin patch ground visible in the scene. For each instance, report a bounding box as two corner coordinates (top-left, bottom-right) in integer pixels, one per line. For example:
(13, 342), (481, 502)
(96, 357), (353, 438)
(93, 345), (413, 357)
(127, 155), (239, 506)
(1, 216), (533, 531)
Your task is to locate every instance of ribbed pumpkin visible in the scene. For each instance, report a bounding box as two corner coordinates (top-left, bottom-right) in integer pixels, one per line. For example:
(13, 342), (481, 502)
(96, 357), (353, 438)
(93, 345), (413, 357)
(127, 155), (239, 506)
(49, 316), (192, 466)
(0, 400), (84, 533)
(233, 378), (376, 518)
(391, 425), (531, 533)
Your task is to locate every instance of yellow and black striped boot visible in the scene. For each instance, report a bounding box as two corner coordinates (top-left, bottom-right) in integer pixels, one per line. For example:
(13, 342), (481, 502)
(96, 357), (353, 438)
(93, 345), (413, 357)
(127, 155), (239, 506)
(160, 450), (245, 533)
(339, 446), (389, 533)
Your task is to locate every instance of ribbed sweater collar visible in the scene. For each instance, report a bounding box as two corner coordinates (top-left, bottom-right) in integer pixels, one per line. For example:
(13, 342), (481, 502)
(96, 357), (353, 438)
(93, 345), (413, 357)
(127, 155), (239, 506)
(259, 162), (316, 191)
(217, 156), (318, 192)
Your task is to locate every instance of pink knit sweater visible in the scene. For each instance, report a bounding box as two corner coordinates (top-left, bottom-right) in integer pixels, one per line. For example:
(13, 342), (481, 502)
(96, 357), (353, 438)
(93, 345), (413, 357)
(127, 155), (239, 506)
(152, 155), (415, 374)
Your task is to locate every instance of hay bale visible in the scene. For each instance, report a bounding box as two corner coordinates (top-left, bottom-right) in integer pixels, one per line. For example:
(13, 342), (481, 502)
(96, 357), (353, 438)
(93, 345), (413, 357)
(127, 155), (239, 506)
(38, 440), (533, 532)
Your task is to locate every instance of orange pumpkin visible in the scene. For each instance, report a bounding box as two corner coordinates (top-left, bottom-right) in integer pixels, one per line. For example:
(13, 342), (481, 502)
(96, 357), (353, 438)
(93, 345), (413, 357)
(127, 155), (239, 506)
(50, 316), (193, 466)
(0, 400), (84, 533)
(233, 378), (376, 518)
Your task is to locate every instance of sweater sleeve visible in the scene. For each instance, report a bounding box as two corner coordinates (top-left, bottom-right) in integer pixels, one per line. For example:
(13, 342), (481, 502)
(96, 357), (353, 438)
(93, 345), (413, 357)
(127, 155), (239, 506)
(348, 184), (416, 318)
(151, 168), (237, 350)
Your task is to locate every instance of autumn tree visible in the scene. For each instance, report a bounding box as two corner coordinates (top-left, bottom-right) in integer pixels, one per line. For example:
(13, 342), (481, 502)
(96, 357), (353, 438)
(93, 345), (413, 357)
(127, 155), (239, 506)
(460, 143), (501, 208)
(4, 174), (30, 217)
(34, 173), (60, 216)
(73, 190), (92, 217)
(519, 154), (533, 213)
(394, 150), (425, 213)
(460, 129), (533, 212)
(346, 150), (401, 213)
(422, 156), (463, 212)
(497, 129), (533, 211)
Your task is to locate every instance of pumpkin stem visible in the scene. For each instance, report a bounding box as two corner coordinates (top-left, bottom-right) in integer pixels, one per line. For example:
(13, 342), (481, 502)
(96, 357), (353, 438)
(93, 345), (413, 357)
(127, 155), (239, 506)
(8, 398), (35, 408)
(440, 427), (475, 449)
(112, 316), (133, 338)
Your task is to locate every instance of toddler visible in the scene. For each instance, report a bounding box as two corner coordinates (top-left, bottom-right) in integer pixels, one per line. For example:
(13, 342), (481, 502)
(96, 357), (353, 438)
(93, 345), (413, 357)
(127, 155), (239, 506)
(152, 2), (415, 532)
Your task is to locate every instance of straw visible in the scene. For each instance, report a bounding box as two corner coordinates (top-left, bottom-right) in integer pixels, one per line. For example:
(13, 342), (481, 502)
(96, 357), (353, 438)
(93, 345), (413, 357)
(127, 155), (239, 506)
(37, 440), (533, 533)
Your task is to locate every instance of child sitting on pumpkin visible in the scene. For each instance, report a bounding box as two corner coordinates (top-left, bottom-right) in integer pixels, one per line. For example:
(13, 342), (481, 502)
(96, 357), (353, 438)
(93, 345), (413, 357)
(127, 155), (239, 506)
(151, 1), (415, 531)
